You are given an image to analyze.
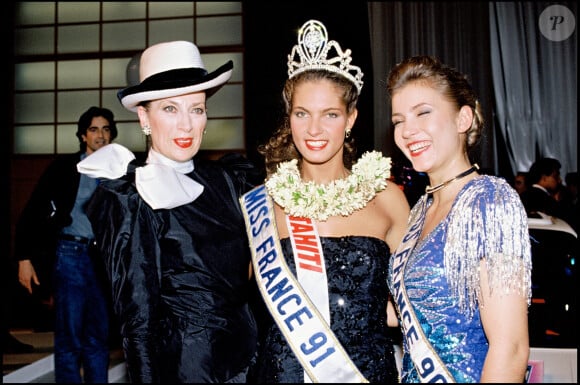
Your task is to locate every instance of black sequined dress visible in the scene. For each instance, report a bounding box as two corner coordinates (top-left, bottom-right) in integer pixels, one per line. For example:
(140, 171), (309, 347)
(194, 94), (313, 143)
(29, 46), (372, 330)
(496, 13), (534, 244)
(251, 236), (399, 383)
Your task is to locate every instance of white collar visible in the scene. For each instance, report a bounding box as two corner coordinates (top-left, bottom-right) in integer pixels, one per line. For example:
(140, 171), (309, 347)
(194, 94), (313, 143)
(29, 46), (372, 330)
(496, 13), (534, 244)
(77, 143), (203, 209)
(147, 148), (194, 174)
(532, 184), (550, 194)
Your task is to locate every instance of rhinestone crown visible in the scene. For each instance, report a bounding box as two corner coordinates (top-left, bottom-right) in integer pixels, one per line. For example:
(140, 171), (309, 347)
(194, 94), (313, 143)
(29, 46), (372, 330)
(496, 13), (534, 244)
(287, 19), (364, 94)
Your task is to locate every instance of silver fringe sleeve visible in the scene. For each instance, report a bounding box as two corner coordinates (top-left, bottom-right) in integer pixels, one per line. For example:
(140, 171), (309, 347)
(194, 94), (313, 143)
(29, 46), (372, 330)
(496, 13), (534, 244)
(444, 176), (532, 318)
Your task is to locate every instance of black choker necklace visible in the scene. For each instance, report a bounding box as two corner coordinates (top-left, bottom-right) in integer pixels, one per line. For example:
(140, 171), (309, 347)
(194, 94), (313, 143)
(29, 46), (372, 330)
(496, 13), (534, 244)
(425, 164), (480, 194)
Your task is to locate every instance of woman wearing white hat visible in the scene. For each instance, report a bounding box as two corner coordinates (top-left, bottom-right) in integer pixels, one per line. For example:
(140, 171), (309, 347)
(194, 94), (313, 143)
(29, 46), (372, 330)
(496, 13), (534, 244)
(78, 41), (260, 383)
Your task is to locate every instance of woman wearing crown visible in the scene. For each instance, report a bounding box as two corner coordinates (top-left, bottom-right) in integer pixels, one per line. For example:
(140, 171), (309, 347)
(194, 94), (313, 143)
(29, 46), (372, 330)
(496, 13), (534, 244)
(240, 20), (410, 383)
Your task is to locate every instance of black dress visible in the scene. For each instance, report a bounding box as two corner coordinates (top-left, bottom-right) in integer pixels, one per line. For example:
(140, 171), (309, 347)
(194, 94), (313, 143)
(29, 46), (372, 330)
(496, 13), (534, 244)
(251, 236), (400, 383)
(87, 155), (260, 383)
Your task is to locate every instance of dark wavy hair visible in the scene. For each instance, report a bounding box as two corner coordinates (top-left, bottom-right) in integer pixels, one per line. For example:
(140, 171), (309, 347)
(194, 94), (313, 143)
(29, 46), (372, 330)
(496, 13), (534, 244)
(76, 106), (118, 151)
(258, 70), (359, 177)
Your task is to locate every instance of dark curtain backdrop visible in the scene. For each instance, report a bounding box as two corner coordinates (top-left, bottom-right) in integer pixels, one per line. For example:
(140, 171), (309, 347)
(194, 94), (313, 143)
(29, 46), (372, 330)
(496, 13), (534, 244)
(368, 1), (577, 179)
(489, 2), (577, 178)
(368, 2), (497, 175)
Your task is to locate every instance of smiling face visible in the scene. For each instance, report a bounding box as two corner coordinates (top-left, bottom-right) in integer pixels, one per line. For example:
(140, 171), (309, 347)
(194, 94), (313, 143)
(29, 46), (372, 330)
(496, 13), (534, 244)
(290, 79), (357, 168)
(83, 116), (113, 155)
(391, 81), (471, 175)
(138, 91), (207, 162)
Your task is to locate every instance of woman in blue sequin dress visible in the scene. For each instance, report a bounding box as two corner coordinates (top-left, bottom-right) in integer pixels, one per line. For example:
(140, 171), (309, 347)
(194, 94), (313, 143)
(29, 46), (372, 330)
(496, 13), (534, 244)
(386, 55), (532, 382)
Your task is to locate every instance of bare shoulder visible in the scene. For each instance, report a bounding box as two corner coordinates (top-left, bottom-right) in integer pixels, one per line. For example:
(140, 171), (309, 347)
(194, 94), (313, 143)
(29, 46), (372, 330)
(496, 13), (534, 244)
(375, 180), (410, 209)
(371, 181), (410, 227)
(376, 180), (411, 251)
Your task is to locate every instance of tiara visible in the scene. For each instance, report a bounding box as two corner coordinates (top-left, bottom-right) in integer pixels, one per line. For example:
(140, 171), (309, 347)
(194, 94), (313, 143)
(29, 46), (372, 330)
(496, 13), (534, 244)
(287, 20), (364, 94)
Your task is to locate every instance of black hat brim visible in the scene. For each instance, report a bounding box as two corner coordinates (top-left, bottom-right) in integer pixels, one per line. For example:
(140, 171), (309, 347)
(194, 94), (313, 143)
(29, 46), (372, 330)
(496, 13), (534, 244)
(118, 60), (233, 112)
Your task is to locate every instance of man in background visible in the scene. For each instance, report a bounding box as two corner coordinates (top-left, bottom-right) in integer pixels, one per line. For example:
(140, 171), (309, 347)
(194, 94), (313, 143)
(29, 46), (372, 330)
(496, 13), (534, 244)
(15, 106), (117, 383)
(513, 171), (528, 196)
(520, 157), (573, 228)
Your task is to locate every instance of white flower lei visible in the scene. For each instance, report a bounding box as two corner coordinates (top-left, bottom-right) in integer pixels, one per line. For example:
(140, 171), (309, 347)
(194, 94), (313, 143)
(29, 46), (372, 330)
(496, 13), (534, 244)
(265, 150), (392, 221)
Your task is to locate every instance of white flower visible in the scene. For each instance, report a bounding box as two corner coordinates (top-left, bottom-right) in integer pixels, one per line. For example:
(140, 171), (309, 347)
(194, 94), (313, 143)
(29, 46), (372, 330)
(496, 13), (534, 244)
(265, 151), (391, 221)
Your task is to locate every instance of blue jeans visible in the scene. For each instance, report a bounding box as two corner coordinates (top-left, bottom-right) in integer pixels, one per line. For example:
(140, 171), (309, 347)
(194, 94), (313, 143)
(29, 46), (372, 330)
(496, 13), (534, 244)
(53, 239), (109, 383)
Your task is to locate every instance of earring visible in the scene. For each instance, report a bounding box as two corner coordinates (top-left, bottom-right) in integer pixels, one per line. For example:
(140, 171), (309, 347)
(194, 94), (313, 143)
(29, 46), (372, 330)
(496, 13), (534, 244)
(345, 129), (352, 139)
(142, 125), (151, 136)
(203, 129), (207, 135)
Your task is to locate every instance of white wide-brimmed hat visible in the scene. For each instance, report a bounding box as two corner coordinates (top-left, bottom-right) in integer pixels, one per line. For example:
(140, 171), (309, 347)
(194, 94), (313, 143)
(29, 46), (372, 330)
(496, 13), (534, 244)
(118, 40), (233, 112)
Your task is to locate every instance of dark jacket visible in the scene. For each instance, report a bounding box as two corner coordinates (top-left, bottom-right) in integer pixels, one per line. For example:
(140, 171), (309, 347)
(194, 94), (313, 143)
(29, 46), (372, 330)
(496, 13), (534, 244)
(520, 185), (573, 226)
(14, 152), (84, 294)
(86, 154), (262, 383)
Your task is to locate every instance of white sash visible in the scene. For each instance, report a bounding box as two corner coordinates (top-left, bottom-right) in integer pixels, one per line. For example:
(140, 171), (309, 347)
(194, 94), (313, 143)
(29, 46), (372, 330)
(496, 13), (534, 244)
(240, 185), (368, 383)
(287, 215), (330, 382)
(287, 215), (331, 325)
(390, 196), (456, 383)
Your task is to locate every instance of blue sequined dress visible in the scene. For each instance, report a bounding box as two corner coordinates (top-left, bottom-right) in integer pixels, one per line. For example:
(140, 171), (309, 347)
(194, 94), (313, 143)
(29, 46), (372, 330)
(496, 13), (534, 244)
(388, 176), (532, 383)
(251, 236), (400, 383)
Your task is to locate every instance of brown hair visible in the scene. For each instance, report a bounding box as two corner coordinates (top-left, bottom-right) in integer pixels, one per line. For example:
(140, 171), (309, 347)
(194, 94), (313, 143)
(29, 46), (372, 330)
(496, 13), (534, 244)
(258, 70), (359, 177)
(386, 55), (483, 152)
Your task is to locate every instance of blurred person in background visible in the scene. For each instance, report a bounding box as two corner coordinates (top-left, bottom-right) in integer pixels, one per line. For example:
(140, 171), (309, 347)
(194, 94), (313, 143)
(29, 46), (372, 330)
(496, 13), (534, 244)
(513, 171), (528, 196)
(520, 157), (574, 228)
(16, 106), (117, 383)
